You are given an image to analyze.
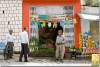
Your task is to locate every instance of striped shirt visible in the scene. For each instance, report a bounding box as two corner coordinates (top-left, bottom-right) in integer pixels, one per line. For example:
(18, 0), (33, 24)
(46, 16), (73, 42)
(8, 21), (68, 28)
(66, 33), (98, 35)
(56, 35), (65, 45)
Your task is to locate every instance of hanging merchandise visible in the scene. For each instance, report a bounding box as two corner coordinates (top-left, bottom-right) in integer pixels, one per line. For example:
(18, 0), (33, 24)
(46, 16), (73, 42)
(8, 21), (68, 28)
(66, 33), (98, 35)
(69, 15), (73, 20)
(87, 35), (93, 48)
(31, 15), (35, 18)
(34, 23), (39, 39)
(66, 19), (70, 25)
(88, 32), (92, 36)
(60, 21), (65, 28)
(40, 21), (46, 32)
(65, 16), (69, 20)
(42, 21), (46, 27)
(39, 15), (49, 20)
(79, 33), (83, 52)
(65, 18), (70, 28)
(83, 34), (88, 48)
(41, 22), (43, 28)
(64, 15), (74, 48)
(40, 22), (43, 28)
(53, 22), (55, 28)
(38, 22), (42, 28)
(34, 18), (37, 22)
(30, 15), (39, 39)
(45, 20), (48, 24)
(30, 20), (35, 25)
(83, 32), (88, 37)
(31, 24), (36, 38)
(30, 15), (34, 20)
(69, 28), (73, 32)
(48, 22), (51, 28)
(34, 21), (38, 26)
(30, 15), (38, 21)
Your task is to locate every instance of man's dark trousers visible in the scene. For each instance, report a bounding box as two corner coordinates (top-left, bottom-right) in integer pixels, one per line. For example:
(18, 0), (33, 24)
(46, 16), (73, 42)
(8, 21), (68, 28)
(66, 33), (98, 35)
(19, 43), (28, 62)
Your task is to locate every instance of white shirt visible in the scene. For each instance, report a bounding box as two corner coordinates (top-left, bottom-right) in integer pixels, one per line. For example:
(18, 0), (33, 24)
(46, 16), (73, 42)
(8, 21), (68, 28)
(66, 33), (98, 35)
(6, 34), (15, 44)
(56, 35), (65, 44)
(19, 31), (29, 44)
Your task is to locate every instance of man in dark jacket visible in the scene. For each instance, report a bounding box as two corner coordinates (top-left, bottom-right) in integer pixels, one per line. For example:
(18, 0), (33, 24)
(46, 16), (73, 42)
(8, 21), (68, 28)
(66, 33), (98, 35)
(52, 21), (63, 49)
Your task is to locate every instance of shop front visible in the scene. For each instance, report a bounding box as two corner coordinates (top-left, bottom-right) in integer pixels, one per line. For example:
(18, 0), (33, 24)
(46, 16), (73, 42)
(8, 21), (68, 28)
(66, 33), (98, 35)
(29, 6), (75, 56)
(22, 0), (82, 57)
(79, 0), (99, 65)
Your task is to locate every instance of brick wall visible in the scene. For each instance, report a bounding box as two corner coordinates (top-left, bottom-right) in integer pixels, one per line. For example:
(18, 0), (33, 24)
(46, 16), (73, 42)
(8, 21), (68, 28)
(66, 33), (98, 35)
(0, 0), (22, 51)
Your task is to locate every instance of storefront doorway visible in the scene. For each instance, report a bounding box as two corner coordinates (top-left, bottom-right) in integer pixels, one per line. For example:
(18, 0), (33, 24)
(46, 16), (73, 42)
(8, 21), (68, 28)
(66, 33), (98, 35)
(29, 6), (74, 52)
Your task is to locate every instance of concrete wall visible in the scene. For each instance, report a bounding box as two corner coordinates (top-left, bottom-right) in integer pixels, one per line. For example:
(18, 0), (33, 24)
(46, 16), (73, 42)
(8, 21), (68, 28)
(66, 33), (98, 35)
(0, 0), (22, 51)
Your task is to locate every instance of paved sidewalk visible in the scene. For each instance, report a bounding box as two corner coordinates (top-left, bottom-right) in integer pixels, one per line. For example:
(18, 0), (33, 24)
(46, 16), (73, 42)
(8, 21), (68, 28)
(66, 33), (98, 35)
(0, 54), (91, 66)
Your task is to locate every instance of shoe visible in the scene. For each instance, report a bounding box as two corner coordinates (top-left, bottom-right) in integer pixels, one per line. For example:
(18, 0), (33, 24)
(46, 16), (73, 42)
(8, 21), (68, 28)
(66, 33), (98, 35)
(55, 59), (59, 62)
(10, 56), (13, 58)
(19, 60), (22, 62)
(60, 59), (63, 63)
(24, 60), (28, 62)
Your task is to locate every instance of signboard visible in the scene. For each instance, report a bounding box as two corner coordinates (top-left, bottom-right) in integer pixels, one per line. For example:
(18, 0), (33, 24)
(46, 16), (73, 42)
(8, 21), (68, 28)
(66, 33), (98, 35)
(92, 54), (99, 66)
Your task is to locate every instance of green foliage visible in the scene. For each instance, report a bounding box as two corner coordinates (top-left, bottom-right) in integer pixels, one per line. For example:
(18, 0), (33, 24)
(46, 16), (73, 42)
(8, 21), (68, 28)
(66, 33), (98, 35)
(29, 48), (55, 57)
(29, 37), (55, 57)
(46, 39), (54, 44)
(29, 37), (39, 52)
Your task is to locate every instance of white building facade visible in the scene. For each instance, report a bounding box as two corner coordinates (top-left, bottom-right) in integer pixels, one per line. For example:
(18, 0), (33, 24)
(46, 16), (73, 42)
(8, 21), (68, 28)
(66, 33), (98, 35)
(0, 0), (23, 51)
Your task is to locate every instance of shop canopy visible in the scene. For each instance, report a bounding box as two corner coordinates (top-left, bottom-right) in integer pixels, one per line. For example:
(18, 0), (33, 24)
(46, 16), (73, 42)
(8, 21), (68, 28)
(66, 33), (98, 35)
(23, 0), (73, 5)
(79, 13), (99, 21)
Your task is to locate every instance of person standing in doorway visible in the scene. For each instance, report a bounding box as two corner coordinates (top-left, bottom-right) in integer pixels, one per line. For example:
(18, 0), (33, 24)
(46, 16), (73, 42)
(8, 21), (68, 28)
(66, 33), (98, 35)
(19, 27), (29, 62)
(52, 21), (63, 50)
(55, 30), (65, 63)
(5, 30), (15, 59)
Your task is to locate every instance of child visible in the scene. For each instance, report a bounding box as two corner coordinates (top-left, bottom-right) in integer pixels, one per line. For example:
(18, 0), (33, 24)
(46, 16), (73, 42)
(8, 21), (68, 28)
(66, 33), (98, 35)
(55, 30), (65, 63)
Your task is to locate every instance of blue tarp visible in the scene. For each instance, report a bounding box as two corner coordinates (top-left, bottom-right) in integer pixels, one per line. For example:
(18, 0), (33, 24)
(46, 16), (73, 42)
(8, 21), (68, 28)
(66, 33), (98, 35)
(0, 42), (6, 50)
(60, 21), (65, 28)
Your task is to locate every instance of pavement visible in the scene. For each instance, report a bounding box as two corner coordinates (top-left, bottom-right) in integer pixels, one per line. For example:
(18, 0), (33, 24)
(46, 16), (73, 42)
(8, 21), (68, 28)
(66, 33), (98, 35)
(0, 54), (92, 66)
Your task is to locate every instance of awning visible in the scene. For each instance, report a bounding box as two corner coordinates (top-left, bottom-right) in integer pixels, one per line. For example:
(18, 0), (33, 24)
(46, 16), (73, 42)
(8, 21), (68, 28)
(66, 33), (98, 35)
(78, 13), (99, 21)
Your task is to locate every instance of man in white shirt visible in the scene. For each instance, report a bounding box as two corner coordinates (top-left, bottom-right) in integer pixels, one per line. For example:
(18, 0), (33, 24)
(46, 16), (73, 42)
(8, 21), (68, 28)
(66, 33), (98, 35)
(19, 27), (29, 62)
(5, 30), (15, 59)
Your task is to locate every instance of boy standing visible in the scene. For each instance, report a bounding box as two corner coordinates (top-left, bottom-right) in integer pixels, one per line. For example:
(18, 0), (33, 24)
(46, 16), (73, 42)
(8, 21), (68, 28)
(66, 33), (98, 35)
(55, 30), (65, 63)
